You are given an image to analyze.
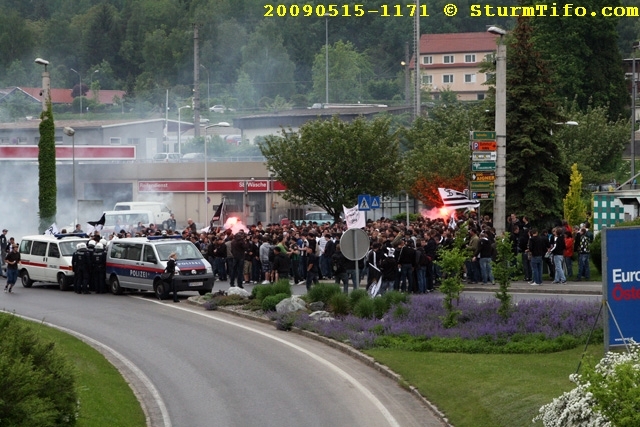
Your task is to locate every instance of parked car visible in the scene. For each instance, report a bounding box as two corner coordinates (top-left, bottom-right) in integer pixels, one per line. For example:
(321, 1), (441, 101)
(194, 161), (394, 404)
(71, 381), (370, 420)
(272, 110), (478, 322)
(209, 105), (226, 113)
(153, 153), (182, 162)
(182, 152), (205, 162)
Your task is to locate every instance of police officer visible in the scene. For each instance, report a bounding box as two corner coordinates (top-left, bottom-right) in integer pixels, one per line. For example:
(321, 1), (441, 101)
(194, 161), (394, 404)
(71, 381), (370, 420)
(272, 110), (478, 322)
(72, 243), (91, 294)
(92, 243), (107, 294)
(86, 240), (96, 291)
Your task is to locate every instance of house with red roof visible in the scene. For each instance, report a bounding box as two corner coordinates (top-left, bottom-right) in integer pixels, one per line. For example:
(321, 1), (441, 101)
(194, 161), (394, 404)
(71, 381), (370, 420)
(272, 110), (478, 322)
(411, 32), (500, 101)
(0, 86), (126, 107)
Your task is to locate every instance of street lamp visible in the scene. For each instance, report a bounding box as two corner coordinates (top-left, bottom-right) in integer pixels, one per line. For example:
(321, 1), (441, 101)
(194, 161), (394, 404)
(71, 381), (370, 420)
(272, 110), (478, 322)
(631, 41), (639, 180)
(35, 58), (50, 111)
(177, 105), (190, 156)
(70, 68), (83, 114)
(487, 25), (507, 234)
(204, 122), (231, 225)
(89, 69), (99, 91)
(200, 64), (210, 110)
(324, 13), (330, 104)
(63, 126), (77, 224)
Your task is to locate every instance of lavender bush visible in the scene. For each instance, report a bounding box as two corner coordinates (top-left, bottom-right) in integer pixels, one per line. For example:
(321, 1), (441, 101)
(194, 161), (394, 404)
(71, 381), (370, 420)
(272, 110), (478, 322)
(294, 295), (601, 352)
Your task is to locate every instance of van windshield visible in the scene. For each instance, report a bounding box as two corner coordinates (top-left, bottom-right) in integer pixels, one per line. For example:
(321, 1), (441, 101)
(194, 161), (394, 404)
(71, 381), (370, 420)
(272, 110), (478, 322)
(59, 240), (85, 256)
(156, 241), (203, 261)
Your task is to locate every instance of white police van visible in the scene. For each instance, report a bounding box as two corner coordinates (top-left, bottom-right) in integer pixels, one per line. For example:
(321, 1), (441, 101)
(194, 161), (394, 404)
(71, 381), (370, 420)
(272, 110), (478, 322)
(18, 233), (89, 291)
(105, 235), (214, 299)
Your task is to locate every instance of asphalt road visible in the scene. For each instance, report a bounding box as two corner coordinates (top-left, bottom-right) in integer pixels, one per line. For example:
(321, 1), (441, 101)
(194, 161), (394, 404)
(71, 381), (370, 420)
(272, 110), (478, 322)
(1, 283), (446, 427)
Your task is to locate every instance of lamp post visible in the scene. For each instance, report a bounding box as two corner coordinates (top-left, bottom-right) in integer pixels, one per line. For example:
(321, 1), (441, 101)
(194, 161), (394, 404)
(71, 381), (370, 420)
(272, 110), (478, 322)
(200, 64), (210, 110)
(487, 25), (507, 235)
(63, 127), (76, 224)
(204, 122), (231, 224)
(632, 41), (639, 181)
(70, 68), (83, 114)
(89, 70), (99, 92)
(178, 105), (190, 156)
(35, 58), (50, 111)
(324, 13), (330, 104)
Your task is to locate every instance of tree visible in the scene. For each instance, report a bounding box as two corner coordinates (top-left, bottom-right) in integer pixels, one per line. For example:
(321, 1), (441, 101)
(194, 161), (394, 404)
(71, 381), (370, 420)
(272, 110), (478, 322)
(260, 116), (401, 221)
(531, 0), (628, 120)
(311, 40), (373, 103)
(402, 103), (486, 207)
(485, 17), (568, 225)
(554, 102), (629, 186)
(38, 100), (56, 233)
(563, 163), (588, 228)
(240, 21), (296, 100)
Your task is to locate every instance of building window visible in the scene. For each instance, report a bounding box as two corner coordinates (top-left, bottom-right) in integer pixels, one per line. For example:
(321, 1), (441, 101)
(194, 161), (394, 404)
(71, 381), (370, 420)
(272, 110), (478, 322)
(0, 137), (10, 145)
(443, 74), (454, 84)
(443, 55), (454, 64)
(422, 56), (433, 65)
(464, 74), (476, 83)
(485, 53), (495, 62)
(477, 93), (485, 100)
(465, 54), (476, 63)
(127, 138), (140, 145)
(110, 137), (121, 145)
(422, 75), (433, 85)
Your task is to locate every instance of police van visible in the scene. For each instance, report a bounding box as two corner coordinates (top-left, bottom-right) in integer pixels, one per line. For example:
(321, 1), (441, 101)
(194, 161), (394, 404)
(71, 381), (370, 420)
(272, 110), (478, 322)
(18, 233), (89, 291)
(105, 235), (214, 299)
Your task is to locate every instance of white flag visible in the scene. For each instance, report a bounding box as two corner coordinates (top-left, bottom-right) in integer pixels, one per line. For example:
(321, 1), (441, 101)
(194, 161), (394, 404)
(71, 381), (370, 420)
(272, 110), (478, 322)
(343, 205), (366, 229)
(44, 223), (59, 235)
(438, 188), (480, 210)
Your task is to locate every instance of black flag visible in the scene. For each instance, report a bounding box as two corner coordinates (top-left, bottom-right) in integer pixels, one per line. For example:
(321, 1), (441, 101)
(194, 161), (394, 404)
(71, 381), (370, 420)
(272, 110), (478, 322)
(211, 201), (224, 222)
(88, 213), (106, 227)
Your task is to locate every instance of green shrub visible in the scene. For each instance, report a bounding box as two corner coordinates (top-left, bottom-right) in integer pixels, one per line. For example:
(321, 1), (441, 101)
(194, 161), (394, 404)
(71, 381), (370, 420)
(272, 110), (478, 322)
(382, 290), (409, 307)
(349, 289), (369, 308)
(261, 293), (290, 312)
(0, 314), (78, 426)
(253, 284), (276, 301)
(353, 297), (376, 319)
(213, 294), (245, 306)
(328, 292), (350, 316)
(271, 280), (292, 296)
(307, 283), (342, 304)
(372, 297), (391, 319)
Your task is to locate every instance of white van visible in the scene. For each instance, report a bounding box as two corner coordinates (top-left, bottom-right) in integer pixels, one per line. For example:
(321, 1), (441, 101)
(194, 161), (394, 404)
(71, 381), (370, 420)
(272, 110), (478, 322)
(105, 235), (214, 299)
(113, 202), (172, 229)
(103, 210), (155, 234)
(18, 234), (89, 291)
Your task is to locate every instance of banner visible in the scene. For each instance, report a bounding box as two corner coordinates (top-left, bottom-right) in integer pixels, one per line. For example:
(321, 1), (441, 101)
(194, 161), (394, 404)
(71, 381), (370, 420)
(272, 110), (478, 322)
(438, 188), (480, 210)
(343, 205), (366, 229)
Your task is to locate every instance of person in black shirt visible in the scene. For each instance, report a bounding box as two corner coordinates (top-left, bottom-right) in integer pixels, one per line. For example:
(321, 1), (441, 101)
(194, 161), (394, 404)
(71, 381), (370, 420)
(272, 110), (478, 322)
(527, 228), (549, 286)
(271, 246), (291, 282)
(305, 246), (319, 291)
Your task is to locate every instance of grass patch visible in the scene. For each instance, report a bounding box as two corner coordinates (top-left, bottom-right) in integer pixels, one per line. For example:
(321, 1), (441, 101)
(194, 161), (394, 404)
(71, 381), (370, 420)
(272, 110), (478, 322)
(366, 344), (604, 427)
(23, 318), (146, 427)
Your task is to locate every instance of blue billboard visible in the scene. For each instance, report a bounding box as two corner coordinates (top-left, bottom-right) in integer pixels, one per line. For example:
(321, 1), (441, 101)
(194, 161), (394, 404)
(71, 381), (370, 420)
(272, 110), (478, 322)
(603, 227), (640, 350)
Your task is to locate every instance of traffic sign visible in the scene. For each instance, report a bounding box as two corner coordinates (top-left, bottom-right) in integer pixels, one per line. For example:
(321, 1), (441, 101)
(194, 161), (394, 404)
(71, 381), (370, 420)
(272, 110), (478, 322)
(471, 172), (496, 182)
(472, 131), (496, 140)
(471, 151), (497, 161)
(340, 228), (370, 261)
(472, 161), (496, 171)
(370, 196), (381, 209)
(357, 194), (371, 211)
(471, 141), (497, 151)
(471, 191), (495, 200)
(470, 181), (495, 190)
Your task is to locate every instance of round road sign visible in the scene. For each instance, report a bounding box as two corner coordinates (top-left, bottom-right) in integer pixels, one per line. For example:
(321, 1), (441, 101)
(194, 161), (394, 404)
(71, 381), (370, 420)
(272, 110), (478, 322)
(340, 228), (369, 261)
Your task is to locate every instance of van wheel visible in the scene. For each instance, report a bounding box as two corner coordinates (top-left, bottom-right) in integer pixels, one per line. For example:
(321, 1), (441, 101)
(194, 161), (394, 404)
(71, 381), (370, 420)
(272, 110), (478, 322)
(58, 274), (71, 291)
(21, 270), (34, 288)
(110, 276), (124, 295)
(154, 281), (168, 300)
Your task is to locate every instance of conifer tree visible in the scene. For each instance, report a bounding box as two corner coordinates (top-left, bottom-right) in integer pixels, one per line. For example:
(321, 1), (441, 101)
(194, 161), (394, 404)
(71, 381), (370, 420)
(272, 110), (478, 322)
(563, 163), (587, 228)
(38, 100), (56, 233)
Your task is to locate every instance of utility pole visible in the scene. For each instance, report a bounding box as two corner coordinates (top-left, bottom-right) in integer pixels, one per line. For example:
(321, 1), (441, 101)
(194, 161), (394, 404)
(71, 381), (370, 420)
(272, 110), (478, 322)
(193, 23), (201, 138)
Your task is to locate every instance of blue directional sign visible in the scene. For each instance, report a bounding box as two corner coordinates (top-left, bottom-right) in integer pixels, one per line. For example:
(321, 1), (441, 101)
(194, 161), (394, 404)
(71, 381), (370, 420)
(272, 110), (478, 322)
(603, 227), (640, 350)
(357, 194), (371, 211)
(370, 196), (381, 210)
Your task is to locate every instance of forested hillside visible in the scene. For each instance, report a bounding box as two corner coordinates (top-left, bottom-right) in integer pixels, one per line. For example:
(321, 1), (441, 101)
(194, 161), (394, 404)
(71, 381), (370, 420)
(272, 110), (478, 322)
(0, 0), (638, 113)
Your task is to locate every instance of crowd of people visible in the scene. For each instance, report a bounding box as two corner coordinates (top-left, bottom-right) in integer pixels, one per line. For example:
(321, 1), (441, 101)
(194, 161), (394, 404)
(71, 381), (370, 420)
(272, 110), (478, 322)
(3, 210), (596, 296)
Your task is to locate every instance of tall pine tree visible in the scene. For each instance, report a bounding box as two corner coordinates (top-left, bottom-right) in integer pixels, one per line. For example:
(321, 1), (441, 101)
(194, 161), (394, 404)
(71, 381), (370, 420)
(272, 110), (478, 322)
(487, 17), (569, 226)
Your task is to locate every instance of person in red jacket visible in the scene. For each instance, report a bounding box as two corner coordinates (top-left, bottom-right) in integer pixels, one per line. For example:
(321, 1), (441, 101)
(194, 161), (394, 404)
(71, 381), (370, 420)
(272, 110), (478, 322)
(563, 230), (574, 280)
